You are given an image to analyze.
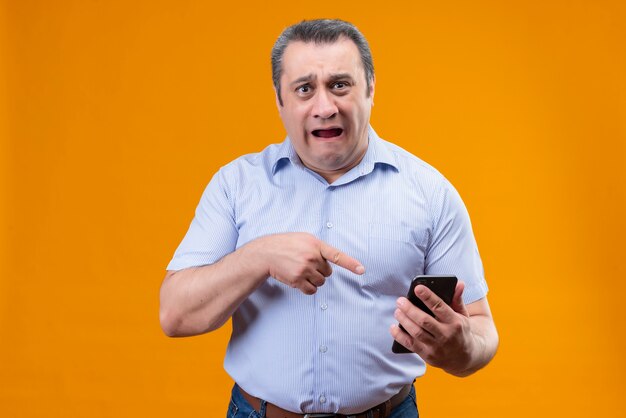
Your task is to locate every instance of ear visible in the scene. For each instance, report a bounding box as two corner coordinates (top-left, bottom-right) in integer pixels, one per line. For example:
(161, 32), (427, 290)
(369, 75), (376, 105)
(274, 88), (283, 110)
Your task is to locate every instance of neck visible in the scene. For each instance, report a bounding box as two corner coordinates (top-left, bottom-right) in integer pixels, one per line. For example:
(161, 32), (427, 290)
(311, 141), (369, 184)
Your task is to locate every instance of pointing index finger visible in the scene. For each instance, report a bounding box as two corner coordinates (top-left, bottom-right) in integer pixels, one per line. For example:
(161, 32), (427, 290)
(319, 242), (365, 275)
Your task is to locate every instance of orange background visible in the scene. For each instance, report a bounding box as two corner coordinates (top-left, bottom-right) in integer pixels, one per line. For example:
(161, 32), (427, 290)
(1, 1), (625, 417)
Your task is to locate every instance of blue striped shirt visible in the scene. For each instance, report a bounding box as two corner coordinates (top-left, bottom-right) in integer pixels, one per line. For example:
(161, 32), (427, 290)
(167, 127), (488, 414)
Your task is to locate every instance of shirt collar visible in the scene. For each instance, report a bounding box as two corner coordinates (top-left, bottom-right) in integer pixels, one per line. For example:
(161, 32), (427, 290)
(271, 126), (399, 176)
(271, 137), (301, 174)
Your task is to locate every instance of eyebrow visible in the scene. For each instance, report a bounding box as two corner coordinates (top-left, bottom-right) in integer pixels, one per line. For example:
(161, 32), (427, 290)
(327, 73), (354, 83)
(289, 72), (355, 86)
(290, 74), (315, 86)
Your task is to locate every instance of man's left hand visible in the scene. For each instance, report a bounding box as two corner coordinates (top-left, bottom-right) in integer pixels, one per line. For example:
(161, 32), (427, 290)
(390, 280), (495, 377)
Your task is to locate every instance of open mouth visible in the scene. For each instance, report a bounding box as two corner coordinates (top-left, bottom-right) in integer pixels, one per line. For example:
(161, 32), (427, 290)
(311, 128), (343, 138)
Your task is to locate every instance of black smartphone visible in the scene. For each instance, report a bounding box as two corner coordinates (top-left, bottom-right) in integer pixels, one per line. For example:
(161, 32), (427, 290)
(392, 275), (458, 354)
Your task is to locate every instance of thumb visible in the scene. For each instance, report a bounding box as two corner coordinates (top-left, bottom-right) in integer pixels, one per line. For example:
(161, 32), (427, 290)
(451, 280), (469, 317)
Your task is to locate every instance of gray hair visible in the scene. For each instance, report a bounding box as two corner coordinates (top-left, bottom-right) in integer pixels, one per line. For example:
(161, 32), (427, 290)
(271, 19), (375, 106)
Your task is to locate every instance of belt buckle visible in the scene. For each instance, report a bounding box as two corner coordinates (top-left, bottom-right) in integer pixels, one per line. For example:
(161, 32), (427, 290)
(303, 415), (336, 418)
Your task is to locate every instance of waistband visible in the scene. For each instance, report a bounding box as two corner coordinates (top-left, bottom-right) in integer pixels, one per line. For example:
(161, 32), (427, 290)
(238, 384), (412, 418)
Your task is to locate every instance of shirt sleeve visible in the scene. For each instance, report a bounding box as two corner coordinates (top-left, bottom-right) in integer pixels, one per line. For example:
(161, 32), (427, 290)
(166, 167), (239, 271)
(425, 179), (488, 304)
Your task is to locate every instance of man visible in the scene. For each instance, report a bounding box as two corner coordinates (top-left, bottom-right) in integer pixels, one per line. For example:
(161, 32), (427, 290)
(160, 19), (498, 418)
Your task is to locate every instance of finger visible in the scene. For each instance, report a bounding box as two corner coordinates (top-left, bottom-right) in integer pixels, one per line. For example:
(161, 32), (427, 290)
(414, 285), (456, 323)
(390, 324), (427, 354)
(299, 280), (318, 295)
(319, 242), (365, 275)
(396, 297), (439, 338)
(450, 281), (469, 316)
(307, 271), (327, 288)
(390, 324), (414, 352)
(394, 307), (436, 343)
(317, 259), (333, 277)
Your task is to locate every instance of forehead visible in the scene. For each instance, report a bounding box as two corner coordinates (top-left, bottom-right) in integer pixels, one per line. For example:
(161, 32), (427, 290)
(281, 38), (364, 81)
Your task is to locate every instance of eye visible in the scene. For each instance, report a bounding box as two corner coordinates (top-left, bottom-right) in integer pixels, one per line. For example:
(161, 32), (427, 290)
(331, 81), (351, 93)
(333, 82), (347, 89)
(296, 84), (312, 95)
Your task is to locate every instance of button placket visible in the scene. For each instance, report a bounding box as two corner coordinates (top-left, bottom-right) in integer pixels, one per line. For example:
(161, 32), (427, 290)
(314, 186), (337, 411)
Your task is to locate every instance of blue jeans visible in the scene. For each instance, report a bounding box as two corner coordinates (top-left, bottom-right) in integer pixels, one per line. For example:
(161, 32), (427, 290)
(226, 384), (418, 418)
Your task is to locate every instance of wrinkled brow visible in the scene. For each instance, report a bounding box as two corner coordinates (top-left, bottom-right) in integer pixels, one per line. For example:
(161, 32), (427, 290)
(327, 73), (354, 83)
(290, 73), (355, 86)
(290, 74), (315, 86)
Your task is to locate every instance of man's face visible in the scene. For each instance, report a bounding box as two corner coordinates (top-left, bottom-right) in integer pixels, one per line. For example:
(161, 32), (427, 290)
(277, 37), (375, 182)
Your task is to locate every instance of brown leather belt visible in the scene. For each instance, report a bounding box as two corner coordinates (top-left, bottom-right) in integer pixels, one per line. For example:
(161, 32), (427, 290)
(239, 384), (412, 418)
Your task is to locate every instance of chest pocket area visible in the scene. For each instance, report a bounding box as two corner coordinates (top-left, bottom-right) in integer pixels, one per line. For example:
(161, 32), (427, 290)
(365, 223), (425, 295)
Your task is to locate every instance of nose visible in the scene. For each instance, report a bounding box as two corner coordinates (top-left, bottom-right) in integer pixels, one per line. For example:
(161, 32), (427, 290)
(312, 90), (338, 119)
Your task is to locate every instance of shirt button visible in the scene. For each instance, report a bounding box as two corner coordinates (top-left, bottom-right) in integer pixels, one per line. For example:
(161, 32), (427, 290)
(320, 303), (328, 310)
(319, 395), (326, 404)
(319, 345), (328, 353)
(326, 222), (333, 228)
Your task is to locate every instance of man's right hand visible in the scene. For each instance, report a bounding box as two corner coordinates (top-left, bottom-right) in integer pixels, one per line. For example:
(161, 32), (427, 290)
(160, 232), (365, 337)
(257, 233), (365, 295)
